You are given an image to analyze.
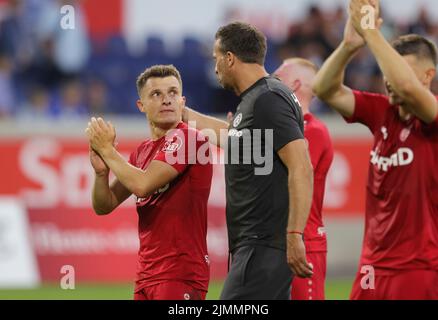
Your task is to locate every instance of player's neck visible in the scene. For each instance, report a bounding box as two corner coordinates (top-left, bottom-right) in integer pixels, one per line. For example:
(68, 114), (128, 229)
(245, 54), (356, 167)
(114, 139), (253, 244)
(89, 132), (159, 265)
(294, 93), (311, 114)
(398, 105), (413, 122)
(150, 121), (180, 141)
(234, 65), (269, 96)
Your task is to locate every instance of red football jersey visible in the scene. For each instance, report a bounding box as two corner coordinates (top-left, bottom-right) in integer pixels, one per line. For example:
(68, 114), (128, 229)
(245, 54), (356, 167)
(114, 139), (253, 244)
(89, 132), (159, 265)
(129, 122), (212, 292)
(346, 90), (438, 275)
(303, 113), (333, 253)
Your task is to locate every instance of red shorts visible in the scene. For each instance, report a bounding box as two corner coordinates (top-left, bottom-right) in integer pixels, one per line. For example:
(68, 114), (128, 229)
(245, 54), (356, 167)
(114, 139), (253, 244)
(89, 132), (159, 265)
(134, 281), (207, 300)
(350, 269), (438, 300)
(291, 252), (327, 300)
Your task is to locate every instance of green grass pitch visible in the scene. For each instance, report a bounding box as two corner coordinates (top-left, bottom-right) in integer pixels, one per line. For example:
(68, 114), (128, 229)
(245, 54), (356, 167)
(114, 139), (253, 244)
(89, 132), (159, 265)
(0, 279), (353, 300)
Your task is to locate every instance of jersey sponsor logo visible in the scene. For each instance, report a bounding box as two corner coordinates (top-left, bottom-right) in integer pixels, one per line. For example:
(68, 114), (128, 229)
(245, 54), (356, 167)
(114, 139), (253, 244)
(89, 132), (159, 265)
(204, 255), (210, 266)
(370, 147), (414, 172)
(162, 136), (183, 153)
(400, 126), (412, 142)
(183, 293), (191, 300)
(233, 113), (243, 127)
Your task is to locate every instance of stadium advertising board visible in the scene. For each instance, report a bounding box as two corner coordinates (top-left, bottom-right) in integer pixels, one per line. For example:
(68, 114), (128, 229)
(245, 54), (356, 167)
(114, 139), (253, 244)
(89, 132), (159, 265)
(0, 137), (370, 282)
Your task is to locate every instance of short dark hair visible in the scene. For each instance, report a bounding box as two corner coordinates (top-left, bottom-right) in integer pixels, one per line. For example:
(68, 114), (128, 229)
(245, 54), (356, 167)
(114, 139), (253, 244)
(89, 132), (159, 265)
(136, 64), (182, 96)
(215, 22), (267, 66)
(391, 34), (437, 66)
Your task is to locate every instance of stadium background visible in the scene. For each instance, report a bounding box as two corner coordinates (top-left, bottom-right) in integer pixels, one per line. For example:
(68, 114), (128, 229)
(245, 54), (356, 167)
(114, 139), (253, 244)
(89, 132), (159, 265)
(0, 0), (437, 299)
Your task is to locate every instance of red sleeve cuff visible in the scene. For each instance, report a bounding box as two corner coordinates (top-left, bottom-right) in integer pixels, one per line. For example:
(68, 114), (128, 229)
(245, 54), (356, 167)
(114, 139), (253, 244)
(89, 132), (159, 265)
(342, 90), (362, 123)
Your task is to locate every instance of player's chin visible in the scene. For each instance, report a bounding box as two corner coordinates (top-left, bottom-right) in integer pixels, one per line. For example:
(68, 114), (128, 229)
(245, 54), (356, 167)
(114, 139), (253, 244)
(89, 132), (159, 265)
(156, 115), (180, 127)
(216, 77), (224, 88)
(217, 76), (228, 89)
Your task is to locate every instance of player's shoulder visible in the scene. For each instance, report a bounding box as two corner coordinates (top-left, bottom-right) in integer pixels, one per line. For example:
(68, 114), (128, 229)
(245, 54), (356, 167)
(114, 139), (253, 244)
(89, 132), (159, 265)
(135, 139), (152, 151)
(254, 77), (300, 111)
(265, 76), (289, 91)
(174, 122), (209, 142)
(353, 89), (388, 100)
(130, 139), (152, 163)
(353, 90), (391, 107)
(305, 114), (330, 135)
(265, 76), (295, 99)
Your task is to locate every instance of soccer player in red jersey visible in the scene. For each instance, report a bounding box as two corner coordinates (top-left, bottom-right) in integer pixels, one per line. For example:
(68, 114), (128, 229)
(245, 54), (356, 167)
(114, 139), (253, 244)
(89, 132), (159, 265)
(275, 58), (334, 300)
(85, 65), (212, 300)
(313, 0), (438, 299)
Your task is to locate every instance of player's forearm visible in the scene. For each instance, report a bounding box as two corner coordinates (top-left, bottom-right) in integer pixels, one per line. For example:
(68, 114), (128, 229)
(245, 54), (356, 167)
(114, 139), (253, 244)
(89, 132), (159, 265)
(287, 161), (313, 233)
(92, 174), (117, 215)
(312, 41), (358, 100)
(184, 107), (229, 147)
(363, 30), (438, 122)
(99, 147), (152, 198)
(363, 30), (425, 103)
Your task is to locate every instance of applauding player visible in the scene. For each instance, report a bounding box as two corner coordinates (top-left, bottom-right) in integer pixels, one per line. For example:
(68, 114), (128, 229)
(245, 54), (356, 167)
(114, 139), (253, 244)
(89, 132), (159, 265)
(86, 65), (212, 300)
(313, 0), (438, 299)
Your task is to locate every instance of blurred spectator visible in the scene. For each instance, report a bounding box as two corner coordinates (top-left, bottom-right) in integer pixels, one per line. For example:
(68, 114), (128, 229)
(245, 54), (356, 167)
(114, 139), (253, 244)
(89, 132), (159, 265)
(277, 4), (438, 113)
(16, 86), (52, 121)
(52, 79), (88, 119)
(408, 6), (433, 36)
(18, 39), (65, 90)
(0, 54), (14, 117)
(0, 0), (35, 66)
(0, 2), (437, 120)
(86, 79), (112, 116)
(281, 6), (335, 66)
(36, 0), (90, 76)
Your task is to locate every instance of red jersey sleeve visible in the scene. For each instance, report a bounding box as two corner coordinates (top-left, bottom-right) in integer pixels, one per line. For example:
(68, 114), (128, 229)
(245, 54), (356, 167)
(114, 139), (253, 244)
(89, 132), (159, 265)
(424, 97), (438, 133)
(305, 122), (333, 178)
(128, 149), (137, 166)
(344, 90), (391, 134)
(153, 127), (210, 174)
(306, 127), (325, 171)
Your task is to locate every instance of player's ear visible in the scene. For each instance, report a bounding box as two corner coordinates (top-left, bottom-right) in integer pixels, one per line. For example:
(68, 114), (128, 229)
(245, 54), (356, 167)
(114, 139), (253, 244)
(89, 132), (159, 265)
(425, 68), (436, 85)
(226, 51), (235, 68)
(292, 79), (302, 92)
(137, 100), (145, 113)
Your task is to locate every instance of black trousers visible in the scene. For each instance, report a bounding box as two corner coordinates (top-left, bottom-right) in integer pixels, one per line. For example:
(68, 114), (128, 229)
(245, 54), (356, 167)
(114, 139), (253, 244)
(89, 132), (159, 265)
(220, 245), (292, 300)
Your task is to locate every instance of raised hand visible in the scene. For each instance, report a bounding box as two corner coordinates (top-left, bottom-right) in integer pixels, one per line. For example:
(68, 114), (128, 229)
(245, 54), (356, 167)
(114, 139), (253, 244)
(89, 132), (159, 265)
(85, 117), (116, 156)
(349, 0), (382, 38)
(89, 146), (109, 176)
(343, 17), (366, 51)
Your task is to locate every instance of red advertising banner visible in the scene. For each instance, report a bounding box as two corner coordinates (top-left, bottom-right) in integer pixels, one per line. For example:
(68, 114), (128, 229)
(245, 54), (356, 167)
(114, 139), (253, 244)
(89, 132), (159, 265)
(323, 138), (372, 216)
(0, 137), (372, 282)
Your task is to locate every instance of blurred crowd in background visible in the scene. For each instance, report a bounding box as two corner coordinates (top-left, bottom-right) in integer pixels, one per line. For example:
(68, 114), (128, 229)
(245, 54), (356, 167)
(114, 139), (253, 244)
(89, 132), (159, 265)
(1, 0), (438, 120)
